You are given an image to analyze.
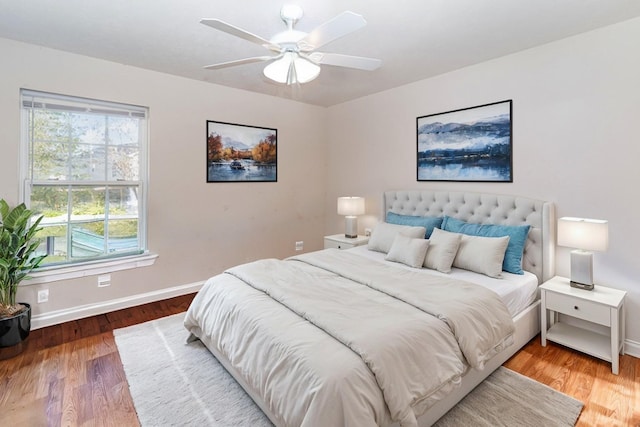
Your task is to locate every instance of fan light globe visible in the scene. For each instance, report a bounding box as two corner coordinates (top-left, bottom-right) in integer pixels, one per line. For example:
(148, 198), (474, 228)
(263, 52), (320, 84)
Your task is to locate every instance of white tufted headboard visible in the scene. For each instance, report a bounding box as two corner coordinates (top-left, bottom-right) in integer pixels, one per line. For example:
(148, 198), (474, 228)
(384, 190), (555, 284)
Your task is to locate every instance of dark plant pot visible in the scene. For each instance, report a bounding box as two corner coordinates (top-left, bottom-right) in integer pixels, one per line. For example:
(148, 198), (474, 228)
(0, 302), (31, 349)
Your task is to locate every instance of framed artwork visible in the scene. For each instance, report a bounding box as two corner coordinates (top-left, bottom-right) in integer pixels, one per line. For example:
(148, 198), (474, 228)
(206, 120), (277, 183)
(416, 100), (512, 182)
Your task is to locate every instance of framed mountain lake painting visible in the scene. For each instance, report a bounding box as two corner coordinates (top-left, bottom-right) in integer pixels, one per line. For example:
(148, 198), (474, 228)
(416, 100), (512, 182)
(206, 120), (277, 183)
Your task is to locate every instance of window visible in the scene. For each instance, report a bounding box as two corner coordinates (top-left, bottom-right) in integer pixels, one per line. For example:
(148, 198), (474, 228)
(21, 89), (148, 268)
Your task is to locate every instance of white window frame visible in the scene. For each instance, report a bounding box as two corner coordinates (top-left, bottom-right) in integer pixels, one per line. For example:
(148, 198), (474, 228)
(19, 89), (155, 283)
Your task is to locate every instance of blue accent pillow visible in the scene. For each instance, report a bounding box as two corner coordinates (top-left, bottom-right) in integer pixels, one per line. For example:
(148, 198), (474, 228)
(386, 212), (443, 238)
(441, 216), (530, 275)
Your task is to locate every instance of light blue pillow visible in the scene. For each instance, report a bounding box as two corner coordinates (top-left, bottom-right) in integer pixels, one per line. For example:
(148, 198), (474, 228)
(386, 212), (443, 238)
(441, 216), (530, 275)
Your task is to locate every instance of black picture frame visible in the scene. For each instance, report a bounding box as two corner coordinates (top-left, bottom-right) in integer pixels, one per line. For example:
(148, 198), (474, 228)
(416, 100), (513, 182)
(206, 120), (277, 183)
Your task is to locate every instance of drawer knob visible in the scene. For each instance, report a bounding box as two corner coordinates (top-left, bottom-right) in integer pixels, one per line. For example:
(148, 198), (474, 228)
(574, 305), (579, 310)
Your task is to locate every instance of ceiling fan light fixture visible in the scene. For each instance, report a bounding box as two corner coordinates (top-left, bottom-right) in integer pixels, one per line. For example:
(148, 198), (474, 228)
(263, 52), (320, 85)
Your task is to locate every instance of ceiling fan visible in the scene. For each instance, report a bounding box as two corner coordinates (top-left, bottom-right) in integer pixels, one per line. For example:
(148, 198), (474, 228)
(200, 4), (381, 85)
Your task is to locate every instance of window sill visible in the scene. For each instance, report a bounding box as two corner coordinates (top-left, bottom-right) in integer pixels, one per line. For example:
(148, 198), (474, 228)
(22, 252), (158, 285)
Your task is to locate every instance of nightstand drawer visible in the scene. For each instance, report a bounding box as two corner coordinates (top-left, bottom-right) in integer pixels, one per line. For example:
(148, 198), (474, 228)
(545, 291), (610, 326)
(324, 234), (369, 250)
(324, 239), (353, 250)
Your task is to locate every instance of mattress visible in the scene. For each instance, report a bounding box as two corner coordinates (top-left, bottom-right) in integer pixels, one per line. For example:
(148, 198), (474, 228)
(348, 245), (539, 317)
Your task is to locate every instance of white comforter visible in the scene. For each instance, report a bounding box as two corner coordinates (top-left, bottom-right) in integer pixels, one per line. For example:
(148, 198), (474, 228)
(184, 249), (514, 427)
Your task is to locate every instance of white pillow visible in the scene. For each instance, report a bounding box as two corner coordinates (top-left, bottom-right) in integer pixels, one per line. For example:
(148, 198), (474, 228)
(367, 222), (427, 254)
(453, 234), (510, 278)
(423, 228), (462, 273)
(385, 234), (430, 268)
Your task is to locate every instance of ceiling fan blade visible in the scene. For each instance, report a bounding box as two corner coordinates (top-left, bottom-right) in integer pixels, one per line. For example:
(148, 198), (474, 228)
(200, 19), (281, 52)
(308, 52), (381, 71)
(299, 11), (366, 51)
(204, 56), (275, 70)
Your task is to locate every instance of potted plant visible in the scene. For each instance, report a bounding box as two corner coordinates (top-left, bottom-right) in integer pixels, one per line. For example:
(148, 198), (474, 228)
(0, 199), (46, 356)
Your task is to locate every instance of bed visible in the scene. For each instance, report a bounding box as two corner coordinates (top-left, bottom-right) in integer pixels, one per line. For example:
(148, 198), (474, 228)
(184, 190), (555, 427)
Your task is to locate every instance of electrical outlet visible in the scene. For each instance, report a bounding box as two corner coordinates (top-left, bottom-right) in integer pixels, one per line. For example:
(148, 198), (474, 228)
(97, 274), (111, 287)
(295, 241), (304, 251)
(37, 289), (49, 303)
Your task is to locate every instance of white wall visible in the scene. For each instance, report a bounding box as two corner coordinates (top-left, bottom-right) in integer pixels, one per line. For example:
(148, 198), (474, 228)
(326, 18), (640, 347)
(0, 38), (327, 320)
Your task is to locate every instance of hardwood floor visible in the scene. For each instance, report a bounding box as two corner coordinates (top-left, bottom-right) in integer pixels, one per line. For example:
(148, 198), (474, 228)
(1, 293), (638, 426)
(0, 294), (195, 427)
(505, 339), (640, 427)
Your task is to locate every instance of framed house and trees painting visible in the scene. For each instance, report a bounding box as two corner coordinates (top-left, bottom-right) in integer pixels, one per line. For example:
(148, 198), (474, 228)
(417, 100), (512, 182)
(206, 120), (277, 183)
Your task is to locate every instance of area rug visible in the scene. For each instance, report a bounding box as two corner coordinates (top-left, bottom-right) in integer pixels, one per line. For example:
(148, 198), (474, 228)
(115, 313), (583, 427)
(433, 367), (583, 427)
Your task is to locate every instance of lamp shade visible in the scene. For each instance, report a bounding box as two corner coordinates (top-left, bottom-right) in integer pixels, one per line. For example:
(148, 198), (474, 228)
(337, 197), (365, 216)
(557, 217), (609, 252)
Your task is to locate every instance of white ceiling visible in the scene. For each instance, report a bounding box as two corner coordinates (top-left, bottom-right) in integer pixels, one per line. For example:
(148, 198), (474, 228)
(2, 1), (640, 107)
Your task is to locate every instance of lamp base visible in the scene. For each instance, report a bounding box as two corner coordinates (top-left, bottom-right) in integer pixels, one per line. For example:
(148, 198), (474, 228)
(570, 249), (594, 290)
(570, 281), (594, 291)
(344, 216), (358, 239)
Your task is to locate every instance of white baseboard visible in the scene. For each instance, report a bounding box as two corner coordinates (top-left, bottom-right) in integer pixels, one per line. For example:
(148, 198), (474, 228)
(30, 281), (205, 330)
(624, 339), (640, 359)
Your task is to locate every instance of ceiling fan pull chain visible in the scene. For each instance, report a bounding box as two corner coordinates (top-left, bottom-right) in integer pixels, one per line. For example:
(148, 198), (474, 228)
(286, 57), (297, 85)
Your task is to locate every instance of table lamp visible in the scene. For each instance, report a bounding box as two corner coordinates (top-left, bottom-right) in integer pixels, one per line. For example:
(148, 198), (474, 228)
(337, 197), (365, 238)
(557, 217), (608, 290)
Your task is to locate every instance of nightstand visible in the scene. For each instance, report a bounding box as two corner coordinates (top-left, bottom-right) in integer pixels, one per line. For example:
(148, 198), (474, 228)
(324, 234), (369, 250)
(540, 276), (626, 374)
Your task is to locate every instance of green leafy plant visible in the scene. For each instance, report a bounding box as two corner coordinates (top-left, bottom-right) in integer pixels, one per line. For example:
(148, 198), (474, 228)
(0, 199), (47, 318)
